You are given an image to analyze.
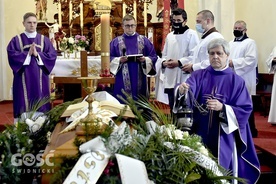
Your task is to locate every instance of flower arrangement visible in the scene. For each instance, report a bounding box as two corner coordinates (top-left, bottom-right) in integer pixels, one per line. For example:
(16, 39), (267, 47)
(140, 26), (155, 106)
(52, 94), (244, 184)
(74, 35), (89, 51)
(59, 36), (75, 53)
(0, 94), (244, 184)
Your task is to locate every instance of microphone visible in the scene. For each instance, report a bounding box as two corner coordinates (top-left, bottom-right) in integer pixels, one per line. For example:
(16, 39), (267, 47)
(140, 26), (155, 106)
(122, 48), (126, 56)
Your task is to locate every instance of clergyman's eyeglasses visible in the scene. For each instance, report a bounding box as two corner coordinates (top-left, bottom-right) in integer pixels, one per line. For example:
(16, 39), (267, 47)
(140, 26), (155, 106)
(209, 51), (225, 57)
(124, 24), (136, 28)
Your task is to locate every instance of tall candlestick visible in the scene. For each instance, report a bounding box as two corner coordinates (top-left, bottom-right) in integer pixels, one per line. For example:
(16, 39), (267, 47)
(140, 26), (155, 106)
(80, 1), (83, 34)
(133, 0), (137, 20)
(144, 2), (147, 28)
(58, 2), (62, 27)
(122, 2), (126, 17)
(69, 0), (72, 27)
(100, 14), (110, 76)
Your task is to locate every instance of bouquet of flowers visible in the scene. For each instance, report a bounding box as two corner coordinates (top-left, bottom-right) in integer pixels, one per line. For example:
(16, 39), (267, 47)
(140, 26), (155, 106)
(74, 35), (89, 51)
(59, 37), (75, 53)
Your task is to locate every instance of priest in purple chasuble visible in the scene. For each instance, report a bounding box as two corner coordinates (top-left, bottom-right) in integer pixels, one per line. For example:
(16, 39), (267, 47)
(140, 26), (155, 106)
(110, 15), (157, 103)
(7, 12), (57, 119)
(174, 38), (260, 184)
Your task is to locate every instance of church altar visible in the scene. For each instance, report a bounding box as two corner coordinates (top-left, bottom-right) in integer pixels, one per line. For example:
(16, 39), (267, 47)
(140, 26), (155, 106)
(51, 54), (115, 101)
(51, 55), (102, 77)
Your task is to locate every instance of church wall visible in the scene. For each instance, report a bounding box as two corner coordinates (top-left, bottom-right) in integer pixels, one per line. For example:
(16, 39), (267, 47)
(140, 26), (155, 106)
(1, 0), (275, 101)
(234, 0), (276, 74)
(0, 0), (5, 101)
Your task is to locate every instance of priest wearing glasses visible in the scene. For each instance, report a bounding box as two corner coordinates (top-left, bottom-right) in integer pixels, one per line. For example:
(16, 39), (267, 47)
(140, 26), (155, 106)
(110, 14), (157, 103)
(174, 38), (260, 184)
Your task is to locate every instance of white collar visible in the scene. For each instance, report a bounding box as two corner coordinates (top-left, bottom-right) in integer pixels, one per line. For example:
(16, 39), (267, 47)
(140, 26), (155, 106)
(24, 31), (37, 38)
(214, 65), (229, 71)
(124, 32), (136, 36)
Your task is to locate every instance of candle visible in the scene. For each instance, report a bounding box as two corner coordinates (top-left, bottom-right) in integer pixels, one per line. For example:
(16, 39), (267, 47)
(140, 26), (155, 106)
(100, 14), (110, 76)
(122, 2), (126, 17)
(133, 0), (137, 20)
(69, 0), (72, 27)
(58, 2), (62, 27)
(144, 2), (147, 28)
(80, 1), (83, 32)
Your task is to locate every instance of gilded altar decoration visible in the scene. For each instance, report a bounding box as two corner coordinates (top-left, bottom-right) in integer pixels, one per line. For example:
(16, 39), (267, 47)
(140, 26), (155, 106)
(71, 65), (100, 76)
(35, 0), (47, 20)
(89, 0), (112, 16)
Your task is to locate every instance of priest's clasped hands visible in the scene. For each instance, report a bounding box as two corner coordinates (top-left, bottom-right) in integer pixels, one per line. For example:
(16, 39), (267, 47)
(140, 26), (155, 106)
(179, 82), (223, 111)
(28, 42), (38, 57)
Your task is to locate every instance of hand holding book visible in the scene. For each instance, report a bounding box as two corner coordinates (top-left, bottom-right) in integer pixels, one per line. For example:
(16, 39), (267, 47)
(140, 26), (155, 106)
(126, 54), (143, 62)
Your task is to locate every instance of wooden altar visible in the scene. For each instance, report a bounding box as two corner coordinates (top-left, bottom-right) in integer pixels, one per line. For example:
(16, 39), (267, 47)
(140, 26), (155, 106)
(37, 0), (163, 57)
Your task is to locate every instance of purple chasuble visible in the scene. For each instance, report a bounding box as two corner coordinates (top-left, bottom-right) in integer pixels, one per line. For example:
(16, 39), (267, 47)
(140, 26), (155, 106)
(185, 66), (260, 184)
(7, 33), (57, 118)
(110, 33), (157, 102)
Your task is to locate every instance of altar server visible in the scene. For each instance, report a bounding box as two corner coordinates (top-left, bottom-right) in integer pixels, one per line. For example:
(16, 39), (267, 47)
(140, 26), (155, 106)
(158, 8), (199, 111)
(182, 9), (224, 73)
(229, 20), (258, 137)
(265, 46), (276, 125)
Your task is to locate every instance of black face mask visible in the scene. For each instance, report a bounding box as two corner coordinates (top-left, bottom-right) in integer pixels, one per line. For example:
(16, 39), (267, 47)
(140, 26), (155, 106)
(233, 30), (244, 37)
(173, 22), (183, 29)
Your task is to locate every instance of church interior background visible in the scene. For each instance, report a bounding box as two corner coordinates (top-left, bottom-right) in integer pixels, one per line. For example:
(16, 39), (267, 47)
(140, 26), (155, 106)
(1, 0), (276, 101)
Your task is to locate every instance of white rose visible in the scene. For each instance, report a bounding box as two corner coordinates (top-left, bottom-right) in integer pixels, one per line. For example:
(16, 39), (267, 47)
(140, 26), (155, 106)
(164, 127), (172, 139)
(199, 146), (209, 156)
(68, 37), (75, 44)
(174, 129), (184, 140)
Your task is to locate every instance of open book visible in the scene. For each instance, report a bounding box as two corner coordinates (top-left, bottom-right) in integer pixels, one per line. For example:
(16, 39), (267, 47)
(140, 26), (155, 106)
(61, 100), (135, 118)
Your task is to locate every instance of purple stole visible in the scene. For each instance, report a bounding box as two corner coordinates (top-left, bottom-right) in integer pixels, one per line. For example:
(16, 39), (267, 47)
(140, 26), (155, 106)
(118, 35), (145, 95)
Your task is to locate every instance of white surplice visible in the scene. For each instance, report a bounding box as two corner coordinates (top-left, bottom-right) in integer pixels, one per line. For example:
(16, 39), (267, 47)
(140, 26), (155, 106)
(192, 32), (224, 71)
(229, 38), (258, 95)
(155, 29), (199, 104)
(266, 46), (276, 124)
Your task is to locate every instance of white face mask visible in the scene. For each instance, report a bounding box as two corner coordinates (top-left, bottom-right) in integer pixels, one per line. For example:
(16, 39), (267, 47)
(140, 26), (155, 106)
(196, 23), (205, 33)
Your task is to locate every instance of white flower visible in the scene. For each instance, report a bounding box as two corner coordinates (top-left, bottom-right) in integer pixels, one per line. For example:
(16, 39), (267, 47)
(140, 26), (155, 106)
(173, 129), (184, 140)
(183, 131), (189, 138)
(68, 37), (75, 44)
(198, 145), (209, 156)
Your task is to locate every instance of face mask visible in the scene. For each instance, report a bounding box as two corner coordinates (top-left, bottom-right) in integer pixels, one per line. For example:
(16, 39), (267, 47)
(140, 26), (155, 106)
(196, 23), (205, 33)
(233, 30), (244, 37)
(173, 22), (183, 29)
